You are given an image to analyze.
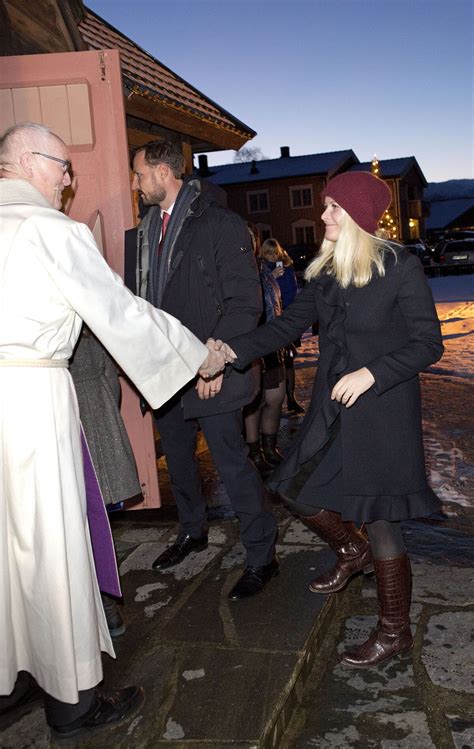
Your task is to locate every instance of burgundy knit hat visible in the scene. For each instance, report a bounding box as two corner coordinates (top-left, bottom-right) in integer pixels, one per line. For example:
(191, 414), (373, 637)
(321, 171), (392, 234)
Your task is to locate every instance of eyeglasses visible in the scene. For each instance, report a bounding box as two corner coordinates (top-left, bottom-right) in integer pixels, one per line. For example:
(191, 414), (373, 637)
(31, 151), (71, 173)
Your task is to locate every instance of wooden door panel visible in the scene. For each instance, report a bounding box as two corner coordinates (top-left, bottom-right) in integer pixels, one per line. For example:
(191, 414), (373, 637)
(0, 49), (160, 508)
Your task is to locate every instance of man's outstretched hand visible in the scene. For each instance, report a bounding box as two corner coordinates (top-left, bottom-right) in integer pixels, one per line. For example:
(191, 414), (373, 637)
(196, 373), (224, 399)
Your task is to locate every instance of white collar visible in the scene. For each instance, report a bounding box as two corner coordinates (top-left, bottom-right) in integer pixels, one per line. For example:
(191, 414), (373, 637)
(161, 202), (175, 217)
(0, 178), (53, 209)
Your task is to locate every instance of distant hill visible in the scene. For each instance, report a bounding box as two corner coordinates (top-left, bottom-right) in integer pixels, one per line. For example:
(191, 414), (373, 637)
(425, 179), (474, 201)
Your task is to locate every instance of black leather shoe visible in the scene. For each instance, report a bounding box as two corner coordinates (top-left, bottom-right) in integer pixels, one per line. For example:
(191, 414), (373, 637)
(101, 593), (126, 638)
(152, 533), (208, 570)
(228, 557), (280, 600)
(50, 685), (145, 739)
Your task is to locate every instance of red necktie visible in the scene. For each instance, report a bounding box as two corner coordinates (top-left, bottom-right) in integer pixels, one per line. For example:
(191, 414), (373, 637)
(159, 211), (170, 254)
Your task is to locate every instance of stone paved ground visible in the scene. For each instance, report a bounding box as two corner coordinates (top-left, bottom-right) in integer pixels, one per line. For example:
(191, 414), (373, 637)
(1, 333), (473, 748)
(279, 518), (474, 749)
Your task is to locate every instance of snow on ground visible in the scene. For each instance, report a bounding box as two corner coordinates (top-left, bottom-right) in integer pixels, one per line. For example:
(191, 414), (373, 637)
(428, 300), (474, 380)
(428, 274), (473, 303)
(426, 276), (473, 518)
(427, 275), (474, 379)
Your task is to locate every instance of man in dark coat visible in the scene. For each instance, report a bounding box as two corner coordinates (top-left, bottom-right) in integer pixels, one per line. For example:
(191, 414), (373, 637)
(125, 141), (278, 599)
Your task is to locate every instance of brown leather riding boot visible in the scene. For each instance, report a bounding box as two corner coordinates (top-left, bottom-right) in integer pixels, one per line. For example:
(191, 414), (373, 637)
(340, 554), (413, 668)
(303, 510), (373, 594)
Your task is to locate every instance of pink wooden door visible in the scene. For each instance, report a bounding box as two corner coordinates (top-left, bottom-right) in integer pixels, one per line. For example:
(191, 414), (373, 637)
(0, 49), (160, 508)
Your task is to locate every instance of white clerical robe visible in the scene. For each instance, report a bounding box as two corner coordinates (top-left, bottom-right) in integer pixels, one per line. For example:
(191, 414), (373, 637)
(0, 179), (207, 703)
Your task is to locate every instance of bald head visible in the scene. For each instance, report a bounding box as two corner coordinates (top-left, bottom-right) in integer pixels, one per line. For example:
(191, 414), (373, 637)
(0, 122), (71, 209)
(0, 122), (65, 169)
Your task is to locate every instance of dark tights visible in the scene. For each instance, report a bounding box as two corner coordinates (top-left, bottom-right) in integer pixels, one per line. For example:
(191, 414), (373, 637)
(244, 381), (286, 440)
(365, 519), (405, 559)
(285, 497), (405, 560)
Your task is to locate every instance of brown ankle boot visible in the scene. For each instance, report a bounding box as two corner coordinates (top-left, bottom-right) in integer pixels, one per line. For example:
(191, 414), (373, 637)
(340, 554), (413, 668)
(303, 510), (373, 594)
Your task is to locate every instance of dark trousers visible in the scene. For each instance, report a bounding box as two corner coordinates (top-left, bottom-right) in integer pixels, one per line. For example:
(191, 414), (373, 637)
(155, 400), (277, 567)
(43, 687), (95, 728)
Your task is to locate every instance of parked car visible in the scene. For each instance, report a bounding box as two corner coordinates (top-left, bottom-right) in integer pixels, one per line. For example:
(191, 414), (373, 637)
(403, 239), (432, 266)
(435, 238), (474, 266)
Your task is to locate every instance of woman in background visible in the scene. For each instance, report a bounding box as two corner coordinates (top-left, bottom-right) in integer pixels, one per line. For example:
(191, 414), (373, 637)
(244, 232), (286, 473)
(262, 238), (305, 414)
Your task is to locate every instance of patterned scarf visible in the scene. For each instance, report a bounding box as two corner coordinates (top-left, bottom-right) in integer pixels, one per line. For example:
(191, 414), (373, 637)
(136, 181), (197, 307)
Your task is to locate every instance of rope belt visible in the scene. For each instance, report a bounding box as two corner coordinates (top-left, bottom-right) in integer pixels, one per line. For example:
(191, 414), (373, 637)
(0, 358), (69, 368)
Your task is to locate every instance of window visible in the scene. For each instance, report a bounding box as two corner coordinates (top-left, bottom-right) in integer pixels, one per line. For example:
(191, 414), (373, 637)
(290, 185), (313, 209)
(256, 223), (272, 241)
(295, 226), (315, 244)
(292, 220), (316, 245)
(247, 190), (269, 213)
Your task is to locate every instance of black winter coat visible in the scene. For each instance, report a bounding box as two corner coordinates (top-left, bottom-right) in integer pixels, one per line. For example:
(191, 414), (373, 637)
(124, 181), (261, 418)
(228, 250), (444, 521)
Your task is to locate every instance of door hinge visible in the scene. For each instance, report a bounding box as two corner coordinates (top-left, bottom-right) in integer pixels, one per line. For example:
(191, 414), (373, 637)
(99, 51), (107, 82)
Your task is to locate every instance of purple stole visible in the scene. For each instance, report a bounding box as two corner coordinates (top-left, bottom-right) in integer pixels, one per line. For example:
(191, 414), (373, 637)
(81, 429), (121, 597)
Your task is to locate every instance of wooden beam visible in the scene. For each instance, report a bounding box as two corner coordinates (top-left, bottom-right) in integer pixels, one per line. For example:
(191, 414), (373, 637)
(126, 122), (228, 156)
(182, 140), (193, 174)
(125, 91), (248, 152)
(3, 0), (83, 53)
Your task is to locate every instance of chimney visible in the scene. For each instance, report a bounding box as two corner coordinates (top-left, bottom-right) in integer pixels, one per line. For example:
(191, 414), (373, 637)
(280, 146), (290, 158)
(198, 154), (210, 176)
(250, 160), (259, 174)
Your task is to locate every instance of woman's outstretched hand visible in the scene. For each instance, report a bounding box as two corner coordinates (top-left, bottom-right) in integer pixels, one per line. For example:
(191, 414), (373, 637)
(198, 346), (227, 378)
(331, 367), (375, 408)
(198, 338), (236, 383)
(208, 338), (237, 363)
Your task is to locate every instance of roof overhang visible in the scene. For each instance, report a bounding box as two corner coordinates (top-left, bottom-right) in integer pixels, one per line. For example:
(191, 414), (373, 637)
(124, 80), (252, 152)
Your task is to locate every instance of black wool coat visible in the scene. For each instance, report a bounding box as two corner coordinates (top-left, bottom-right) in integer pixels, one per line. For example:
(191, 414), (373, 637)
(124, 181), (261, 418)
(228, 250), (444, 521)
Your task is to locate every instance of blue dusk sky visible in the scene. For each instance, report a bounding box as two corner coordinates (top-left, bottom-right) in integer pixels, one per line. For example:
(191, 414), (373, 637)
(86, 0), (473, 183)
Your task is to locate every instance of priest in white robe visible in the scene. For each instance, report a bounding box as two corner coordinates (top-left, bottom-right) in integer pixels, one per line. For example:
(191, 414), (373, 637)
(0, 122), (225, 739)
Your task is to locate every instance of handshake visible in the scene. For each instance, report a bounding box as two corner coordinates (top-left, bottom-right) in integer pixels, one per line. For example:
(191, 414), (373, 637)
(196, 338), (237, 400)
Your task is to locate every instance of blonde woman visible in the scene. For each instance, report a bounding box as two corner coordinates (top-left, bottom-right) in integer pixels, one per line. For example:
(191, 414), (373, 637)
(213, 171), (443, 668)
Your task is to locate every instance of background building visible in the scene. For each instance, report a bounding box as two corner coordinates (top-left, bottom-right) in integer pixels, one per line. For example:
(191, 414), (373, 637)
(204, 149), (429, 262)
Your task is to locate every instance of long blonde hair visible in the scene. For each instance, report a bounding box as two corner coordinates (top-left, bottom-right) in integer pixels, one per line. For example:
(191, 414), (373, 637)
(305, 210), (397, 288)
